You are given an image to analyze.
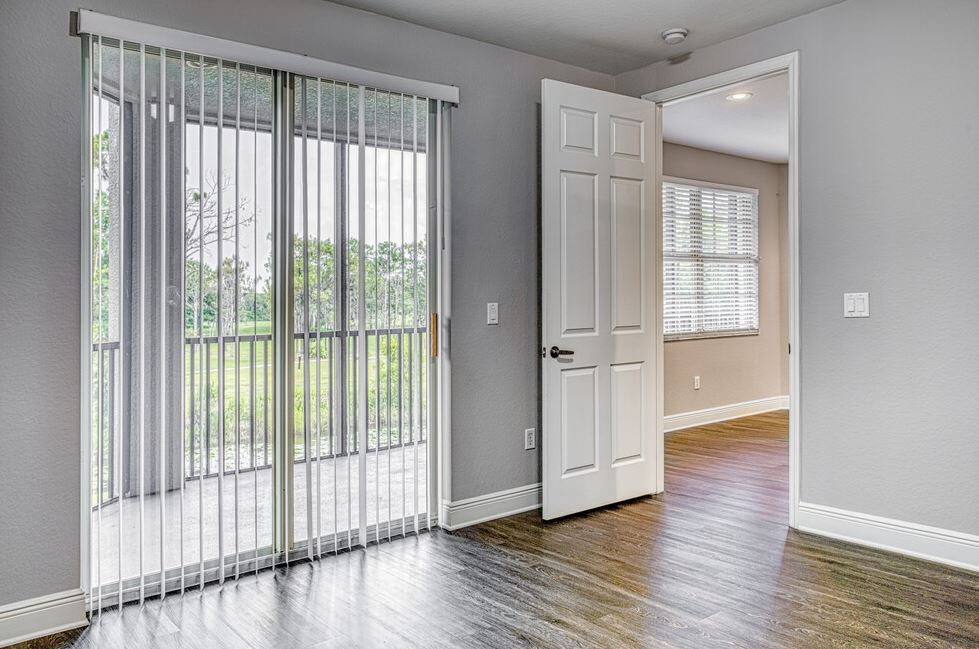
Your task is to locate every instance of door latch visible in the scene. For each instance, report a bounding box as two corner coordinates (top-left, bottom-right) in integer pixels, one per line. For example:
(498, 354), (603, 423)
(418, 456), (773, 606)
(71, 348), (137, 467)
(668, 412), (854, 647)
(548, 346), (574, 359)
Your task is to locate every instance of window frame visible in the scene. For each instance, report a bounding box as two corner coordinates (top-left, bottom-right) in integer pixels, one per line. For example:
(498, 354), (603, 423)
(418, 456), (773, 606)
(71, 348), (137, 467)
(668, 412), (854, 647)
(662, 175), (760, 342)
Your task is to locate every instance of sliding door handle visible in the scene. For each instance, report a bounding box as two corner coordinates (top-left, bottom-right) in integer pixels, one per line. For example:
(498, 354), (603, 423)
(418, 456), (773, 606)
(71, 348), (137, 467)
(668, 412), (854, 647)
(549, 346), (574, 359)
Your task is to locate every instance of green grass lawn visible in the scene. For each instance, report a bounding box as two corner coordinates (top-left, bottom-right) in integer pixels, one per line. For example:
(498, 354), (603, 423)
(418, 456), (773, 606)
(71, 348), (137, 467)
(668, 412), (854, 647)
(177, 328), (429, 468)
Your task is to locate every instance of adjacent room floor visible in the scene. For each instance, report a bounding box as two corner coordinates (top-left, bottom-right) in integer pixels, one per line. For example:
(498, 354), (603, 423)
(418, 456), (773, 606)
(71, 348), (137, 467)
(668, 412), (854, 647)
(25, 411), (979, 648)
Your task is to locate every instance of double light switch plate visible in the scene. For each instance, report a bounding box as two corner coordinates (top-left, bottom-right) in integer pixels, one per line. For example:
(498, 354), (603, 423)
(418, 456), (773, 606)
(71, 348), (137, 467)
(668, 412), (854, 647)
(843, 292), (869, 318)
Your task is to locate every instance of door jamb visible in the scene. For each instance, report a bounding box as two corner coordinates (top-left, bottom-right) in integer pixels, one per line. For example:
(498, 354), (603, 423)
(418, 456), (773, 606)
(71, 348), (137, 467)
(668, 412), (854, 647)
(642, 51), (801, 527)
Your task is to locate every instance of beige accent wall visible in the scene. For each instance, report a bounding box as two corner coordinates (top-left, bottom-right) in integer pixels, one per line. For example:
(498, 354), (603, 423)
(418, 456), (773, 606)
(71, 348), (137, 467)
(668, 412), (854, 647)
(662, 142), (788, 415)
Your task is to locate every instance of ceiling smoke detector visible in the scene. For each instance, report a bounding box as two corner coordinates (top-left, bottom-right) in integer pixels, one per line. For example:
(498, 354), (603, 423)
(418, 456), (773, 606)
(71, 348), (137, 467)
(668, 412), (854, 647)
(661, 28), (689, 45)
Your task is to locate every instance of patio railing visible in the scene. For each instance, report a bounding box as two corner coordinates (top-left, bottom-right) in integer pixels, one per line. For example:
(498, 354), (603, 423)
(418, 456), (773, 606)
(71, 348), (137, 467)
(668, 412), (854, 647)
(90, 327), (427, 508)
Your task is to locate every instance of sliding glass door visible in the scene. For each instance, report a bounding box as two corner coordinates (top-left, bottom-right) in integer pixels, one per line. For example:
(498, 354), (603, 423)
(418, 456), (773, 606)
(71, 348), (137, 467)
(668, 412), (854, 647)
(84, 36), (439, 611)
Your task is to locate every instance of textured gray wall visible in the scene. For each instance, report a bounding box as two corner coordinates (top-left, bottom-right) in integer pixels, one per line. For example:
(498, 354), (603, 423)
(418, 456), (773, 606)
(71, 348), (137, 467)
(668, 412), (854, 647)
(618, 0), (979, 534)
(0, 0), (611, 606)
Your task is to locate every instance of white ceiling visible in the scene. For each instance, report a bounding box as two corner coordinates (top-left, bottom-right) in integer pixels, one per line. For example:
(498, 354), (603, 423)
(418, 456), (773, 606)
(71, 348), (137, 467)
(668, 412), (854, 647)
(327, 0), (843, 74)
(663, 73), (789, 163)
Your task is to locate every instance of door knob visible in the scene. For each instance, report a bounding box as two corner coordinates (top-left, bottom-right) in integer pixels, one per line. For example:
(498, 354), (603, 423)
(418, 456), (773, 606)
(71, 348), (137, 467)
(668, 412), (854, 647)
(549, 346), (574, 359)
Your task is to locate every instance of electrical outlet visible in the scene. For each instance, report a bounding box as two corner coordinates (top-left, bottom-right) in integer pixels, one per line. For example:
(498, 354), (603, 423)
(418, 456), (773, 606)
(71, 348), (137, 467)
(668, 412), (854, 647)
(524, 428), (536, 450)
(693, 375), (701, 390)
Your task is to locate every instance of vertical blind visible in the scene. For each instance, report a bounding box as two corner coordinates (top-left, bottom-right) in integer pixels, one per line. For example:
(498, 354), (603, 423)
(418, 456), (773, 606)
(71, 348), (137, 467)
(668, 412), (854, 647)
(662, 178), (759, 339)
(84, 34), (443, 611)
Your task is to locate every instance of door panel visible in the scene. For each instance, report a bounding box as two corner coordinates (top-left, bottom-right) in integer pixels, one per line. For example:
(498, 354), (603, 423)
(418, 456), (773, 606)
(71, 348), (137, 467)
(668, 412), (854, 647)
(542, 79), (659, 520)
(611, 362), (644, 465)
(561, 365), (599, 475)
(560, 171), (598, 335)
(611, 177), (644, 333)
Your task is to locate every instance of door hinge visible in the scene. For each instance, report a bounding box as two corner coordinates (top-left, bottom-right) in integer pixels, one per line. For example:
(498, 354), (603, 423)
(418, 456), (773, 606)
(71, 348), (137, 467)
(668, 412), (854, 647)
(431, 312), (439, 358)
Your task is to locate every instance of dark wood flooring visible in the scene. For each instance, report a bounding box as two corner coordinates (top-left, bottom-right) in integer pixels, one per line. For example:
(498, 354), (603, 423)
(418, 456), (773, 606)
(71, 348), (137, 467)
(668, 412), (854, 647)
(20, 411), (979, 648)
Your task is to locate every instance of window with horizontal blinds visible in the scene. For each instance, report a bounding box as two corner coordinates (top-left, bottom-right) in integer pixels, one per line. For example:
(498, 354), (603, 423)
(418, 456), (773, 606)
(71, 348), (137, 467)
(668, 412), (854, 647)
(662, 178), (759, 340)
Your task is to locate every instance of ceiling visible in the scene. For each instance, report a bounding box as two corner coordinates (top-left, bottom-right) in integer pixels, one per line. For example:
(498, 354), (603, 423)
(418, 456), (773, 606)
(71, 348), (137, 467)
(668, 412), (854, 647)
(663, 73), (789, 163)
(327, 0), (843, 74)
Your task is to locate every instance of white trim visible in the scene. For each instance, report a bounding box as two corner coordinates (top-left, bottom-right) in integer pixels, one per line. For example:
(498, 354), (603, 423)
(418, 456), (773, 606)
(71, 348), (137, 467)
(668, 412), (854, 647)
(643, 51), (801, 527)
(75, 10), (460, 104)
(653, 105), (665, 494)
(0, 589), (87, 648)
(435, 104), (453, 517)
(440, 483), (542, 531)
(664, 396), (789, 432)
(797, 503), (979, 573)
(79, 35), (93, 606)
(642, 54), (797, 106)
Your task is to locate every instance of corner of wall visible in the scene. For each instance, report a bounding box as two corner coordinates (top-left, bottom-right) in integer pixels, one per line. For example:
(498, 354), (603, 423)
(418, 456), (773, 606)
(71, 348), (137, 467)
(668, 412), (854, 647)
(612, 60), (660, 98)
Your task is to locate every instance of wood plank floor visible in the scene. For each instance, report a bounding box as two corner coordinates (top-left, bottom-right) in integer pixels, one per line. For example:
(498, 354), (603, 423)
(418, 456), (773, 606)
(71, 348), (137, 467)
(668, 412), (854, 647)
(20, 411), (979, 648)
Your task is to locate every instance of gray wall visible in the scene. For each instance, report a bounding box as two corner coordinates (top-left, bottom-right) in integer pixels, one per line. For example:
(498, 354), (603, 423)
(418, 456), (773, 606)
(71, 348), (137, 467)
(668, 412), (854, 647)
(618, 0), (979, 535)
(0, 0), (611, 606)
(662, 143), (788, 416)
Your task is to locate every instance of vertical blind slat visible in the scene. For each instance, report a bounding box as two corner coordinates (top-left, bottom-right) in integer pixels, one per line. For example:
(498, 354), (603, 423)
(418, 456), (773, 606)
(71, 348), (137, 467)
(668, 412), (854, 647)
(116, 37), (125, 611)
(232, 62), (241, 581)
(158, 46), (168, 600)
(94, 35), (104, 613)
(357, 86), (368, 548)
(314, 77), (323, 559)
(215, 58), (226, 586)
(178, 50), (187, 594)
(196, 52), (205, 590)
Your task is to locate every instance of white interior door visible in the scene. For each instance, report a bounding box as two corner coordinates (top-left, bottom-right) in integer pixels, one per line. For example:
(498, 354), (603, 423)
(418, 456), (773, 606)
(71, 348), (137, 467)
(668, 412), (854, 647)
(541, 79), (659, 520)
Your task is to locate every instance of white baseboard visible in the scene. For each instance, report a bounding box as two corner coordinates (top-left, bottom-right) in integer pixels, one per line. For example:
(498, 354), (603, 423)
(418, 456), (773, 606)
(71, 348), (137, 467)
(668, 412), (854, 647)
(0, 589), (87, 648)
(440, 483), (542, 531)
(797, 502), (979, 573)
(664, 395), (789, 432)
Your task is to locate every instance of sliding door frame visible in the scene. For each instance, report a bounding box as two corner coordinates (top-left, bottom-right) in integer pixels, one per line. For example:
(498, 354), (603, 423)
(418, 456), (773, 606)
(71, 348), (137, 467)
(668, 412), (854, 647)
(79, 49), (451, 605)
(273, 70), (295, 555)
(80, 33), (94, 602)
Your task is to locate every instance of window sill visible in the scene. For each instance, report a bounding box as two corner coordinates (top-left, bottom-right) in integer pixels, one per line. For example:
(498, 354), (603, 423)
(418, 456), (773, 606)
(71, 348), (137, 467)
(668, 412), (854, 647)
(665, 330), (759, 343)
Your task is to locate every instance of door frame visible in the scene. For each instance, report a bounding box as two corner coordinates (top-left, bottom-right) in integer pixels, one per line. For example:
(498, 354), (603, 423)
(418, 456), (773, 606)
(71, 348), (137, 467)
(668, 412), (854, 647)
(642, 51), (801, 527)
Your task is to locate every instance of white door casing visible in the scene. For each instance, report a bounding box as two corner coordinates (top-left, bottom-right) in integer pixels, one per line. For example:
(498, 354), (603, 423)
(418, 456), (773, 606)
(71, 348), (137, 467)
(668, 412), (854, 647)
(541, 80), (660, 520)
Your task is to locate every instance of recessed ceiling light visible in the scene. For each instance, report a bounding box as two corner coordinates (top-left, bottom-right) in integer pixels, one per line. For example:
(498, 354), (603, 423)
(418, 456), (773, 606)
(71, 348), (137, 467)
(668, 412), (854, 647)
(726, 91), (754, 102)
(661, 28), (688, 45)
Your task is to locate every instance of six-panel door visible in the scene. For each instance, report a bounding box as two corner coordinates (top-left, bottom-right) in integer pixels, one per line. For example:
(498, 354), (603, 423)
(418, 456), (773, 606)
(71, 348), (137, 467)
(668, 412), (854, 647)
(541, 79), (659, 520)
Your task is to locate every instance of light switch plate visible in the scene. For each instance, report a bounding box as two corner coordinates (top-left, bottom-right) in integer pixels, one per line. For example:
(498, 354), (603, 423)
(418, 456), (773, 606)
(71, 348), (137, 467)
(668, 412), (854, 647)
(487, 302), (499, 325)
(843, 292), (870, 318)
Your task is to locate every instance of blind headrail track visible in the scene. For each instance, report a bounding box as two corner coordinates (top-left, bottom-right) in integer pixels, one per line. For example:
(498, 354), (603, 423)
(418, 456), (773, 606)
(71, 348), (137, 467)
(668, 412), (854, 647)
(74, 9), (460, 104)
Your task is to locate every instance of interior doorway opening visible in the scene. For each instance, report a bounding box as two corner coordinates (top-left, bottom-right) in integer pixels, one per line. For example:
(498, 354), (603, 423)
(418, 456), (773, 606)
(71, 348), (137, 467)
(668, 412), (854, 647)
(645, 54), (799, 526)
